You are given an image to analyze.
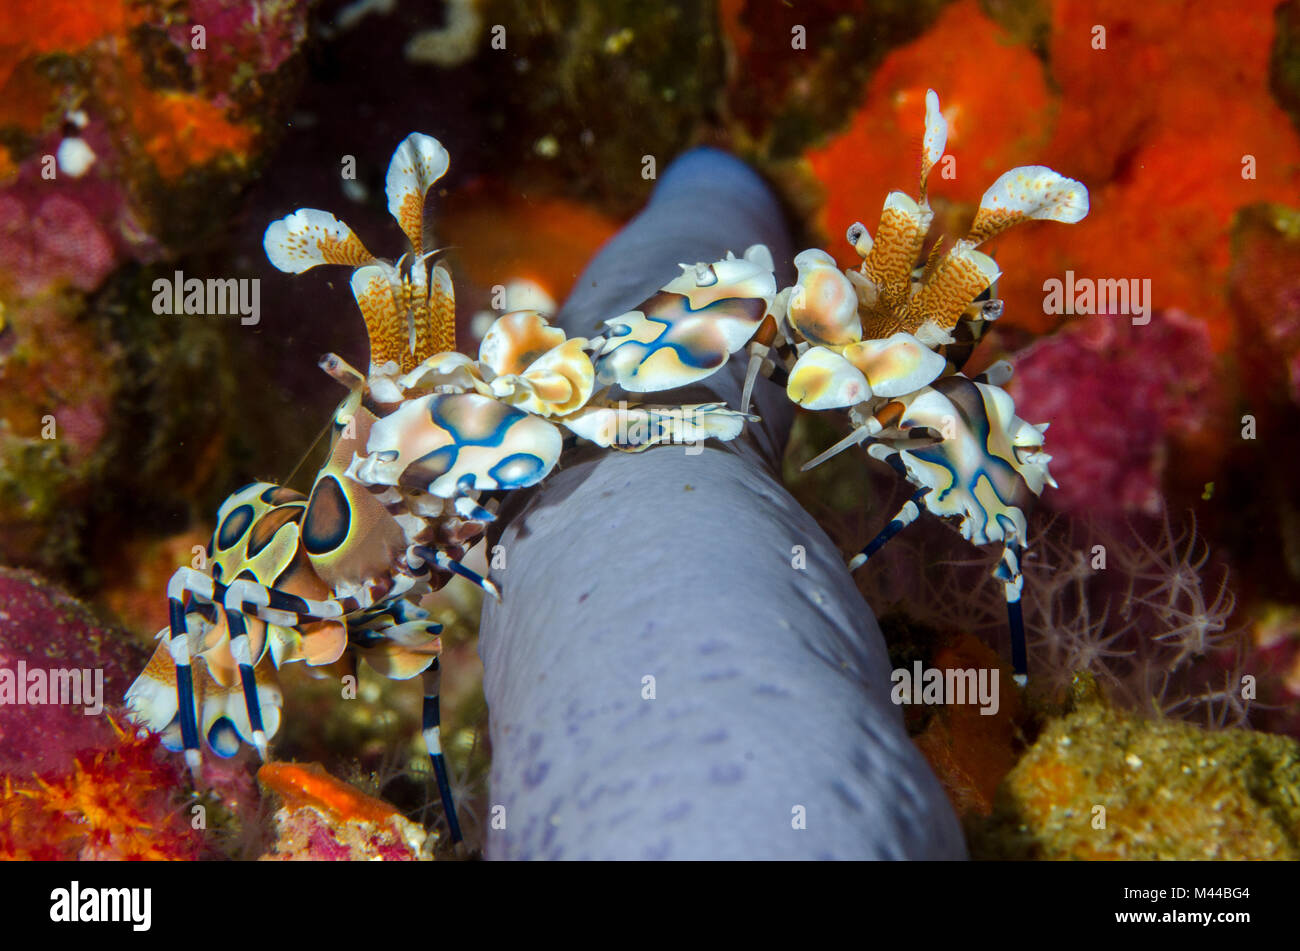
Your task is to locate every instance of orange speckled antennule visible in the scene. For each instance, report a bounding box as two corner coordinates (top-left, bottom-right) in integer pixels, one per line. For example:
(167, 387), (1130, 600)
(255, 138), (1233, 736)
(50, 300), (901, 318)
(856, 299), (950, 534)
(796, 89), (1092, 341)
(264, 133), (455, 378)
(386, 133), (449, 258)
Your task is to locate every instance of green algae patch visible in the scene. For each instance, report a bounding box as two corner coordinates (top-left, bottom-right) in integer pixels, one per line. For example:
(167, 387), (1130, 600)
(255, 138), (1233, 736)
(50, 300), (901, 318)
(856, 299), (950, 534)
(969, 699), (1300, 859)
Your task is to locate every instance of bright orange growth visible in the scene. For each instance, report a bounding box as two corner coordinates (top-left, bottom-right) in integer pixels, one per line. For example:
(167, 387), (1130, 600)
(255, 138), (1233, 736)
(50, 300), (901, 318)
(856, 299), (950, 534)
(96, 53), (256, 181)
(0, 0), (141, 90)
(257, 761), (405, 826)
(998, 0), (1300, 350)
(0, 0), (256, 178)
(133, 86), (257, 180)
(0, 0), (137, 58)
(0, 719), (203, 861)
(912, 633), (1023, 817)
(0, 145), (16, 186)
(257, 762), (432, 860)
(441, 186), (620, 308)
(805, 0), (1300, 350)
(806, 0), (1053, 244)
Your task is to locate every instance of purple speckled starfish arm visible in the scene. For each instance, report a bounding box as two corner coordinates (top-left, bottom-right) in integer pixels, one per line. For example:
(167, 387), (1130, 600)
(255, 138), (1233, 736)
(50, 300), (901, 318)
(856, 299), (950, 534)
(479, 148), (966, 860)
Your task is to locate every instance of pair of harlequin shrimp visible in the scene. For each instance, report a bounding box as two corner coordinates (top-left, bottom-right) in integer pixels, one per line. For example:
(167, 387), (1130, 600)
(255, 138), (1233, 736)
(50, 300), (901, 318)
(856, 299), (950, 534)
(590, 90), (1086, 686)
(125, 133), (754, 847)
(126, 89), (1087, 848)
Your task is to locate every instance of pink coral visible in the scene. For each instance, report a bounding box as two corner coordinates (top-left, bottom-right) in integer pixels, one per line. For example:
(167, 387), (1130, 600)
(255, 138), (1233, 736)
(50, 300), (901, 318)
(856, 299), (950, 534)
(0, 569), (207, 860)
(0, 568), (144, 775)
(0, 121), (165, 300)
(1007, 310), (1220, 517)
(167, 0), (308, 107)
(0, 192), (116, 298)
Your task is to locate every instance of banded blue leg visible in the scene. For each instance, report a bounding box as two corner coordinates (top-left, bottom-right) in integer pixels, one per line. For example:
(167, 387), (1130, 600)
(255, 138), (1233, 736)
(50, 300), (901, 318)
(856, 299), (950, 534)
(164, 567), (213, 777)
(220, 576), (351, 627)
(163, 572), (355, 771)
(219, 576), (360, 761)
(220, 599), (269, 761)
(422, 659), (464, 846)
(997, 539), (1028, 686)
(416, 546), (501, 600)
(1007, 595), (1027, 687)
(847, 488), (929, 571)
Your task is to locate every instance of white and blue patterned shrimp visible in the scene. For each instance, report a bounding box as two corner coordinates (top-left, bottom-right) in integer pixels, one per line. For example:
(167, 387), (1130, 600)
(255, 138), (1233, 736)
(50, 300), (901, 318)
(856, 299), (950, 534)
(126, 133), (759, 849)
(771, 90), (1082, 684)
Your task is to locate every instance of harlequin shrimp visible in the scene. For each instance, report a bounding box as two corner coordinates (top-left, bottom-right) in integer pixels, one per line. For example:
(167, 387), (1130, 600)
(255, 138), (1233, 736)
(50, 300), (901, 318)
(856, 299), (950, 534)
(126, 133), (755, 848)
(588, 92), (1088, 685)
(772, 90), (1087, 685)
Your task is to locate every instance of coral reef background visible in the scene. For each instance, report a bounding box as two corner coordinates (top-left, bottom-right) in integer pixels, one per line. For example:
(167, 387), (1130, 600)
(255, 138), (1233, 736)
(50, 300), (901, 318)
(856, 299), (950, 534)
(1, 0), (1298, 859)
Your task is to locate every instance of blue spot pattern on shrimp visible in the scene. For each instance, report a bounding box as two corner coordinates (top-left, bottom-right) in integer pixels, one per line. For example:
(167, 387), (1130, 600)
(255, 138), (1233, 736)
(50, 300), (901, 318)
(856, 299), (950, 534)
(217, 504), (255, 550)
(429, 391), (520, 442)
(302, 475), (352, 554)
(488, 453), (548, 487)
(399, 394), (561, 491)
(246, 505), (305, 559)
(594, 292), (765, 384)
